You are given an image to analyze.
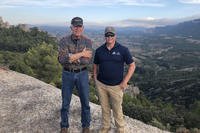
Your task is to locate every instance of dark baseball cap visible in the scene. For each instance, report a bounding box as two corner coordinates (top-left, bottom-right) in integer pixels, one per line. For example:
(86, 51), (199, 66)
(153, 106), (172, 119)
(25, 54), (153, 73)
(105, 26), (116, 35)
(71, 17), (83, 26)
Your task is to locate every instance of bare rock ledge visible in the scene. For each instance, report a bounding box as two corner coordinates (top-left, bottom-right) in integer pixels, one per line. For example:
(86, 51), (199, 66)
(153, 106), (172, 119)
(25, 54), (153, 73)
(0, 68), (170, 133)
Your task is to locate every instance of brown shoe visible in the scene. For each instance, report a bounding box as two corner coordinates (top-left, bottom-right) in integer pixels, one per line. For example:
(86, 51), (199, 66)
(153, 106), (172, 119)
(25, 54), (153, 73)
(82, 127), (90, 133)
(61, 128), (68, 133)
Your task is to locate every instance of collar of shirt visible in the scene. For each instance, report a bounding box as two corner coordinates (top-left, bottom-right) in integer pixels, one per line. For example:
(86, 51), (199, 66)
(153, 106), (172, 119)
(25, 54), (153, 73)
(103, 42), (119, 51)
(71, 34), (83, 40)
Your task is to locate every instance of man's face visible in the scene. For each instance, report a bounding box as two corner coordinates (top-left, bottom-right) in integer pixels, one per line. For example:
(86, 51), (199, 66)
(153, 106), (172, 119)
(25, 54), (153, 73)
(71, 25), (84, 37)
(105, 33), (116, 45)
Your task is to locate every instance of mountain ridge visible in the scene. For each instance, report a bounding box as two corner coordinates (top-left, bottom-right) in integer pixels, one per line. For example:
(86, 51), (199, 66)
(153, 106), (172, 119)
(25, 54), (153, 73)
(150, 18), (200, 39)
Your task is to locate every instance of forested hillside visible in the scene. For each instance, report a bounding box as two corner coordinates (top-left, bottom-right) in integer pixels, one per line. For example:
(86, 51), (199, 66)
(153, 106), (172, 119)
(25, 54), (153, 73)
(0, 25), (62, 86)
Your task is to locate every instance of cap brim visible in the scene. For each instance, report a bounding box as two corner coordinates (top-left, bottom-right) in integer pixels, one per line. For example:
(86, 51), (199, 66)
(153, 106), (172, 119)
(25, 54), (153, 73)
(72, 23), (83, 27)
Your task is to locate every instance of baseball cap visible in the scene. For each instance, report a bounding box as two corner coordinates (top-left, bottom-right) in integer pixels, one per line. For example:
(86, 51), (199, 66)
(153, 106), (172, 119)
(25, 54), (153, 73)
(105, 26), (116, 35)
(71, 17), (83, 27)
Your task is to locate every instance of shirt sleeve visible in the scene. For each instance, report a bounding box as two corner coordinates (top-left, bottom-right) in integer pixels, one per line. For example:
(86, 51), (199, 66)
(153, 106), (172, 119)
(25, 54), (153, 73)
(93, 50), (99, 64)
(124, 47), (134, 65)
(79, 39), (93, 65)
(58, 39), (70, 66)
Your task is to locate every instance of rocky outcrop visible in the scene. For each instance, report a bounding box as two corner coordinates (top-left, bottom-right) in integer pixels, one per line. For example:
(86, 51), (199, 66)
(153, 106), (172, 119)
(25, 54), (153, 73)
(17, 24), (30, 32)
(0, 68), (170, 133)
(125, 85), (140, 97)
(0, 17), (10, 28)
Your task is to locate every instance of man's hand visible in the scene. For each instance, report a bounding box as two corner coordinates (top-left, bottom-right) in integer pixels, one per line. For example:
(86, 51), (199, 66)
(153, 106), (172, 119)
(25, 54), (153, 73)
(81, 47), (92, 58)
(120, 62), (135, 90)
(119, 81), (128, 90)
(68, 47), (92, 63)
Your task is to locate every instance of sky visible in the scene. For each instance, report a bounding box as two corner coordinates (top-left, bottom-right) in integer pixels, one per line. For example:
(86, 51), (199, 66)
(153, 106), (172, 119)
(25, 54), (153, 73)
(0, 0), (200, 27)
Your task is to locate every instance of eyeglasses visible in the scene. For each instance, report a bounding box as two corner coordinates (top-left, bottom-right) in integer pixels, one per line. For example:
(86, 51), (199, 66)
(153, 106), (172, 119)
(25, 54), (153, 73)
(105, 34), (115, 37)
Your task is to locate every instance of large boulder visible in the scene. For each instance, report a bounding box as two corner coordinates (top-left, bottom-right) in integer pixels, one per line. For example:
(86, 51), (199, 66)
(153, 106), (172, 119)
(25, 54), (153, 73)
(0, 68), (170, 133)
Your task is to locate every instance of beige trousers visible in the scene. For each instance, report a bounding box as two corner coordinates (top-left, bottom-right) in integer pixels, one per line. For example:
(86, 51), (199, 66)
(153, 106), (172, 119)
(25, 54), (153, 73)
(95, 80), (125, 133)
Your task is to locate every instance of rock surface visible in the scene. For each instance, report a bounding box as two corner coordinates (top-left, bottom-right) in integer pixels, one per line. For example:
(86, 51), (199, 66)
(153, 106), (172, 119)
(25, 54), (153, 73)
(0, 68), (170, 133)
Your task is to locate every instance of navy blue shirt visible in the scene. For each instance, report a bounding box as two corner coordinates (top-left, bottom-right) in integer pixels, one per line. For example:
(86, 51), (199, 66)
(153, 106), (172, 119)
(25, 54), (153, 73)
(93, 42), (134, 86)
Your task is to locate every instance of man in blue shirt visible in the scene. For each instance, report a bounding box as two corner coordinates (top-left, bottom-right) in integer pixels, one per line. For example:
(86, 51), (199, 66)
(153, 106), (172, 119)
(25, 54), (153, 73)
(93, 26), (136, 133)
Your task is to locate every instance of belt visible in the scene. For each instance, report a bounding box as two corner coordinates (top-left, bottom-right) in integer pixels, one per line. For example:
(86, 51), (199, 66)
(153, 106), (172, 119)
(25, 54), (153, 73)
(64, 67), (87, 73)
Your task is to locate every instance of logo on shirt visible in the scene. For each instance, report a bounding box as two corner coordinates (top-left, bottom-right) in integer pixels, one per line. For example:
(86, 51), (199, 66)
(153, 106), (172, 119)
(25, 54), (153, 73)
(112, 51), (121, 55)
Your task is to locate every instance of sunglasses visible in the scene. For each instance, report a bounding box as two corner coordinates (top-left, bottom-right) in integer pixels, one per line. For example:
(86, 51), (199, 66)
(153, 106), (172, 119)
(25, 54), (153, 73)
(105, 33), (115, 37)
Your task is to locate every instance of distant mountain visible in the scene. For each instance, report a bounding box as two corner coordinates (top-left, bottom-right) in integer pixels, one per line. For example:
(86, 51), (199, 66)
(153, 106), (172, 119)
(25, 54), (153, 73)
(36, 25), (146, 40)
(37, 18), (200, 39)
(35, 25), (70, 39)
(150, 19), (200, 39)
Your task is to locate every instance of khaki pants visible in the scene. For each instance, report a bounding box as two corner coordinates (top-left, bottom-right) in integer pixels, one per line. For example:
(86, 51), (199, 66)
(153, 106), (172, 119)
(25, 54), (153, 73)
(95, 80), (125, 133)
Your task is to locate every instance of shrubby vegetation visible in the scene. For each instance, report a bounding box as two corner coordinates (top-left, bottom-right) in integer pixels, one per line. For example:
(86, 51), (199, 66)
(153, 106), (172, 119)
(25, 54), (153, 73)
(24, 43), (62, 85)
(123, 93), (200, 132)
(0, 26), (61, 86)
(0, 26), (56, 52)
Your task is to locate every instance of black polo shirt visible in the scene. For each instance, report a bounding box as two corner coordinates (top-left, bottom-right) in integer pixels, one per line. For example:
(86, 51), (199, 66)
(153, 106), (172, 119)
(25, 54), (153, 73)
(93, 42), (134, 86)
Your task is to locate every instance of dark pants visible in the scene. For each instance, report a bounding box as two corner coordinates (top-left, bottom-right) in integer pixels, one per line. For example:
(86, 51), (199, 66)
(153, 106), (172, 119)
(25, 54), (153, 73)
(60, 69), (91, 128)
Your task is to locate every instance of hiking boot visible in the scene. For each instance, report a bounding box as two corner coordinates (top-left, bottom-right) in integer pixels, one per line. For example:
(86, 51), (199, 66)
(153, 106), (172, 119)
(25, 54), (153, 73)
(61, 128), (68, 133)
(82, 127), (90, 133)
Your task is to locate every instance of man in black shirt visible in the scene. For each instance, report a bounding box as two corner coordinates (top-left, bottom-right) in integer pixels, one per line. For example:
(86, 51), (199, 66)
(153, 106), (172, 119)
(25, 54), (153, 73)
(93, 26), (136, 133)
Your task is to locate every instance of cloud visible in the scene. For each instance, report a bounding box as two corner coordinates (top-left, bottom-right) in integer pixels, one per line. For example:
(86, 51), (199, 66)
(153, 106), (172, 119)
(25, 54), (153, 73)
(108, 14), (200, 28)
(178, 0), (200, 4)
(100, 17), (186, 28)
(0, 0), (165, 8)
